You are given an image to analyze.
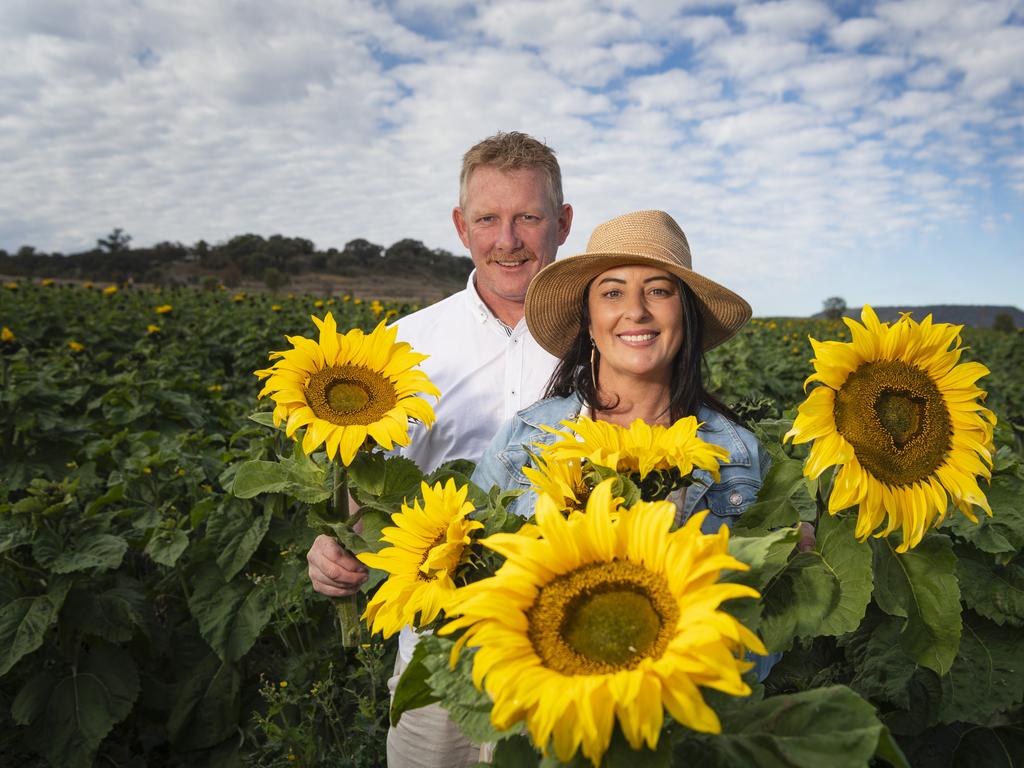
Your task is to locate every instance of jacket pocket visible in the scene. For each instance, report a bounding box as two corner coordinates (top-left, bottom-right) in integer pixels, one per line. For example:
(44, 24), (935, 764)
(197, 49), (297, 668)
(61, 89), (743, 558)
(497, 445), (534, 488)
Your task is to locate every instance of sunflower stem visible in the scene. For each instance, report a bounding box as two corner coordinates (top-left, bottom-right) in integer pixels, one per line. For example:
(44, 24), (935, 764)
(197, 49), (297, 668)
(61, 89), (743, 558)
(332, 463), (361, 649)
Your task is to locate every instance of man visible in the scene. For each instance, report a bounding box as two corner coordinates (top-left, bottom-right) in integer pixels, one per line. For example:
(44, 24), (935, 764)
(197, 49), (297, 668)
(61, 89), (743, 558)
(306, 131), (573, 767)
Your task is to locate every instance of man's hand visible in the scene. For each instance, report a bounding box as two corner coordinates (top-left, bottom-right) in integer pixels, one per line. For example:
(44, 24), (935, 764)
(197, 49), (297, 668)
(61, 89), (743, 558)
(307, 534), (369, 597)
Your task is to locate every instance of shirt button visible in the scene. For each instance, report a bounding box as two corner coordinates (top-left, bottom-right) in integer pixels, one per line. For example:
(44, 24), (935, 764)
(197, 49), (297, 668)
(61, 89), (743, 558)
(728, 491), (743, 505)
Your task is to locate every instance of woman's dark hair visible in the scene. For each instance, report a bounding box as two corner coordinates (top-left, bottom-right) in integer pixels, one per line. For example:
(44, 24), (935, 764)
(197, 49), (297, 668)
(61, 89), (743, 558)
(543, 277), (740, 423)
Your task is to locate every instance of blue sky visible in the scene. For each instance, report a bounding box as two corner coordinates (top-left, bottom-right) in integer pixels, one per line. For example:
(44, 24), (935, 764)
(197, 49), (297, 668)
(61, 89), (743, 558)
(2, 0), (1022, 316)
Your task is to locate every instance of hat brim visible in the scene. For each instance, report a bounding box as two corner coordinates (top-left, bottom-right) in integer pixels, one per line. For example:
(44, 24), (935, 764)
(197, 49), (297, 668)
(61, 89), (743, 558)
(525, 252), (752, 358)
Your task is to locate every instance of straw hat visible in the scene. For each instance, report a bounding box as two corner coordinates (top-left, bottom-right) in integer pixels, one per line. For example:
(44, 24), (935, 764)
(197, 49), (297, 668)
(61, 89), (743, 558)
(524, 210), (751, 357)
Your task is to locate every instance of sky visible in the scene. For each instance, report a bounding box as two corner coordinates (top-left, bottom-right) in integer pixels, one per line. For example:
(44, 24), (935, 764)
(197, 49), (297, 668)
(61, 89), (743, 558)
(2, 0), (1022, 316)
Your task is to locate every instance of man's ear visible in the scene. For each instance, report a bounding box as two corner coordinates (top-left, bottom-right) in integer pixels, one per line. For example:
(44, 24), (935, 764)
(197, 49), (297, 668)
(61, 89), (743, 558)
(556, 203), (573, 246)
(452, 207), (471, 248)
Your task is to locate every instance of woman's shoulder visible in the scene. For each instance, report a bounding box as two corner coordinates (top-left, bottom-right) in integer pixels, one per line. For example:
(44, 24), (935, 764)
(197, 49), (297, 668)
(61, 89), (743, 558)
(696, 406), (762, 470)
(514, 393), (583, 431)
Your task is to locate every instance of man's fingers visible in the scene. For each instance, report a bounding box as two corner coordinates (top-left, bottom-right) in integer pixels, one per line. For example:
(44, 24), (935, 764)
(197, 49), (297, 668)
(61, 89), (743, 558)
(307, 534), (369, 595)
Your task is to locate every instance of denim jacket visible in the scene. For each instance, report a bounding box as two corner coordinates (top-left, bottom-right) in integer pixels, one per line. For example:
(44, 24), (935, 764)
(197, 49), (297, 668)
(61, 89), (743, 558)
(471, 394), (770, 531)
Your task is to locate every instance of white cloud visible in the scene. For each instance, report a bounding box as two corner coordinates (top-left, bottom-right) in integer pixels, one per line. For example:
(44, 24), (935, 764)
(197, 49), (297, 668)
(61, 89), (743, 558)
(736, 0), (836, 38)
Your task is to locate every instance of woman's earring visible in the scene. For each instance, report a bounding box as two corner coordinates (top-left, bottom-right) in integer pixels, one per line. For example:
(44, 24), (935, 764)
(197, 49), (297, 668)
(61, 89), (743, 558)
(589, 337), (598, 391)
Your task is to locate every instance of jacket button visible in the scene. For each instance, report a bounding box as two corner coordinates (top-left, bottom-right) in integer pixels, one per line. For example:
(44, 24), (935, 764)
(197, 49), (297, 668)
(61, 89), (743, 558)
(729, 491), (743, 505)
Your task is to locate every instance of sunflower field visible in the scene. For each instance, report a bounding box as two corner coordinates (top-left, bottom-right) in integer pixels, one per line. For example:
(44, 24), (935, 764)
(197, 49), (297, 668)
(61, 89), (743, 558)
(2, 280), (1023, 768)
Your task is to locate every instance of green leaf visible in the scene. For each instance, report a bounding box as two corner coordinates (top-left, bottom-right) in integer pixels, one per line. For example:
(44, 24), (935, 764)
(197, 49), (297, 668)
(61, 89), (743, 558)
(420, 634), (519, 745)
(61, 585), (150, 643)
(230, 454), (331, 504)
(951, 724), (1024, 768)
(166, 651), (241, 751)
(144, 527), (190, 567)
(0, 517), (33, 555)
(871, 533), (962, 675)
(726, 527), (799, 591)
(491, 734), (541, 767)
(26, 644), (140, 768)
(842, 610), (942, 733)
(391, 639), (440, 727)
(758, 550), (838, 652)
(187, 564), (275, 663)
(10, 669), (57, 726)
(83, 483), (124, 516)
(0, 578), (71, 676)
(32, 529), (128, 574)
(248, 410), (278, 428)
(751, 515), (871, 652)
(673, 685), (906, 768)
(956, 548), (1024, 627)
(349, 452), (424, 511)
(205, 497), (273, 580)
(734, 458), (810, 533)
(939, 612), (1024, 724)
(810, 513), (873, 636)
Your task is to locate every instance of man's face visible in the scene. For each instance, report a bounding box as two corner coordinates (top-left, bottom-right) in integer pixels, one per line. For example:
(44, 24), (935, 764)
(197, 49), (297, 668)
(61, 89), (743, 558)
(453, 166), (572, 315)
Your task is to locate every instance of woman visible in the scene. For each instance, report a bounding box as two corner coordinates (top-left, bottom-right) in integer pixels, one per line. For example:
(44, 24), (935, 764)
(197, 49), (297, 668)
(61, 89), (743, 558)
(471, 209), (768, 533)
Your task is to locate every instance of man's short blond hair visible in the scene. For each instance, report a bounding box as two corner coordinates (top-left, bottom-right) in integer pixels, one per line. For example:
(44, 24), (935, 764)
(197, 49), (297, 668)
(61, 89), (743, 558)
(459, 131), (564, 213)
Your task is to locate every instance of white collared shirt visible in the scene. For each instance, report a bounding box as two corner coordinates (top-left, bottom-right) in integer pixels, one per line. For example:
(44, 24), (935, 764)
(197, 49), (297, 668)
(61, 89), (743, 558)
(392, 271), (559, 473)
(391, 272), (558, 663)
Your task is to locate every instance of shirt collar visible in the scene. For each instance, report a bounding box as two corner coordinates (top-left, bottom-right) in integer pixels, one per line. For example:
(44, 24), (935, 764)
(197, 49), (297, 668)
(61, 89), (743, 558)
(464, 269), (526, 335)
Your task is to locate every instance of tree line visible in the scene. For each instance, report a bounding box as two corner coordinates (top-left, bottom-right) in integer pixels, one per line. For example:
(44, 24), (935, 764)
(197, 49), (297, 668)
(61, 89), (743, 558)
(0, 229), (473, 288)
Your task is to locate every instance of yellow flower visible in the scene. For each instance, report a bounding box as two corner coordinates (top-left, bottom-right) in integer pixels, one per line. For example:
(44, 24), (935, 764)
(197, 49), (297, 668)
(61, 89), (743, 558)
(67, 340), (85, 352)
(1, 326), (15, 343)
(342, 295), (351, 302)
(358, 479), (483, 638)
(208, 384), (223, 393)
(441, 480), (764, 766)
(83, 281), (94, 289)
(271, 304), (282, 312)
(314, 299), (324, 308)
(41, 278), (55, 287)
(279, 680), (288, 688)
(103, 285), (118, 295)
(255, 313), (439, 465)
(4, 282), (18, 290)
(370, 299), (384, 316)
(522, 454), (589, 513)
(785, 305), (996, 551)
(146, 324), (161, 335)
(353, 298), (363, 305)
(540, 415), (729, 481)
(233, 293), (245, 302)
(155, 304), (173, 314)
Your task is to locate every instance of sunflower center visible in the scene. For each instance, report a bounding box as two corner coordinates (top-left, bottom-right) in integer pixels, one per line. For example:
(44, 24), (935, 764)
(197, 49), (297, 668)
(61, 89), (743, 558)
(834, 360), (951, 487)
(528, 560), (678, 675)
(304, 364), (397, 426)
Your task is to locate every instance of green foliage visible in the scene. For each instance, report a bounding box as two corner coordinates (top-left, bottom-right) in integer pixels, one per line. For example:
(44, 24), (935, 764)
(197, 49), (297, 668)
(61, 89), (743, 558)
(1, 285), (1022, 766)
(871, 533), (962, 675)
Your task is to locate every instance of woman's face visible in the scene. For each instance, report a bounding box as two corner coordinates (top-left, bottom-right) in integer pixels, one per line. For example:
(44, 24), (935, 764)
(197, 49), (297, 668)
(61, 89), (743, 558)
(587, 265), (684, 385)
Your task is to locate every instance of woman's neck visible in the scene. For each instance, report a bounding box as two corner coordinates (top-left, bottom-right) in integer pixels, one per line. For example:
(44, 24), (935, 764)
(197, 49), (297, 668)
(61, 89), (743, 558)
(592, 375), (673, 427)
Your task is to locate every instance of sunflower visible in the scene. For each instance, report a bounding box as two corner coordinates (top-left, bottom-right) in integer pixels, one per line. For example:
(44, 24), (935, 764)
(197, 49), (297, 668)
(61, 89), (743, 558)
(785, 305), (995, 551)
(540, 415), (729, 481)
(357, 479), (483, 638)
(522, 453), (590, 513)
(255, 313), (439, 465)
(441, 479), (764, 765)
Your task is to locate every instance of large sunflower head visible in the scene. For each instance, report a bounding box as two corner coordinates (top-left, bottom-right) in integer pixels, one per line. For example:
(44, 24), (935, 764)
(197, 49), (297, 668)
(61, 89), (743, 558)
(255, 313), (439, 465)
(785, 305), (996, 551)
(441, 479), (765, 766)
(357, 479), (483, 638)
(539, 415), (729, 482)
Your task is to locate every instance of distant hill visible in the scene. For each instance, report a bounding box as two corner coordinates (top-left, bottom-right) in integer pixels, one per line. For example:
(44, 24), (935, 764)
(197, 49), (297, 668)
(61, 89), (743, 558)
(813, 305), (1024, 328)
